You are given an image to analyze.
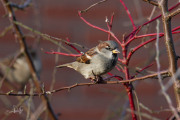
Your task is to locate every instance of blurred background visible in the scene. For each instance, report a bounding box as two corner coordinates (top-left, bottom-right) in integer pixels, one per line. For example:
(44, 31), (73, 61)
(0, 0), (180, 120)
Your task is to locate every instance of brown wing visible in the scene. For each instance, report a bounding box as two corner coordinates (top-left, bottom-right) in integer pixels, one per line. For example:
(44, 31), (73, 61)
(76, 47), (97, 64)
(76, 54), (90, 64)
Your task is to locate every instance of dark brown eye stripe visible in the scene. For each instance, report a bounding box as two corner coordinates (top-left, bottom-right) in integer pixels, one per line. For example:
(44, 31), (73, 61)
(98, 42), (109, 51)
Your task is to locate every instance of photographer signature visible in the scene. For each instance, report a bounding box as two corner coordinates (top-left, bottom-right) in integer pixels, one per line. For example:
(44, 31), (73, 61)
(6, 105), (23, 114)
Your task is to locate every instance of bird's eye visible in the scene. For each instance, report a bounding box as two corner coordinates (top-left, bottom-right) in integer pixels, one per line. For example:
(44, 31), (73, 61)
(105, 46), (111, 50)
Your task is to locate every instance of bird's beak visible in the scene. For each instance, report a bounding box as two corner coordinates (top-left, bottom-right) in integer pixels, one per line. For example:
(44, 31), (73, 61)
(112, 49), (120, 54)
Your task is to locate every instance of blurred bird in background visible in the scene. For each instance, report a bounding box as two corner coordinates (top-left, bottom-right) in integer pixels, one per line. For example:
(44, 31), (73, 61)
(0, 48), (42, 90)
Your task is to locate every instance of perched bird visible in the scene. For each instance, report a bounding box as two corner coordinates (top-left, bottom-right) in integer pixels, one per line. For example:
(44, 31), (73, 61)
(57, 40), (120, 82)
(0, 48), (42, 88)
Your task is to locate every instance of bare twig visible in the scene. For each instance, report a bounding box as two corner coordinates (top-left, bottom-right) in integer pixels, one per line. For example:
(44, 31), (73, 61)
(164, 68), (180, 92)
(131, 62), (154, 79)
(45, 51), (81, 57)
(50, 44), (61, 92)
(0, 25), (12, 37)
(127, 109), (160, 120)
(141, 6), (156, 48)
(139, 103), (171, 114)
(78, 11), (122, 46)
(119, 0), (136, 30)
(10, 0), (32, 10)
(133, 90), (142, 120)
(0, 70), (170, 96)
(1, 0), (58, 119)
(167, 8), (180, 19)
(106, 13), (115, 40)
(155, 18), (179, 119)
(125, 2), (180, 41)
(80, 0), (108, 13)
(14, 21), (87, 50)
(65, 38), (82, 54)
(26, 80), (34, 120)
(142, 0), (159, 6)
(159, 0), (180, 113)
(29, 102), (46, 120)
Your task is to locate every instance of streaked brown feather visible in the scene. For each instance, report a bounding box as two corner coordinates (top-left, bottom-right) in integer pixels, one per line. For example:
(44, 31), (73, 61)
(76, 47), (97, 64)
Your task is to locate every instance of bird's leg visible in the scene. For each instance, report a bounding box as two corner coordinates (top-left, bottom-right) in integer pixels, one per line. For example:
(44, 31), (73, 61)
(91, 70), (104, 84)
(96, 76), (104, 83)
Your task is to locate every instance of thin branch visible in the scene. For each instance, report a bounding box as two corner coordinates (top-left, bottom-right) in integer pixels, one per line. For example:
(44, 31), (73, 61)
(126, 26), (180, 62)
(45, 51), (81, 57)
(10, 0), (32, 10)
(142, 2), (180, 27)
(159, 0), (180, 112)
(0, 70), (170, 96)
(167, 8), (180, 19)
(164, 68), (180, 94)
(106, 13), (115, 40)
(26, 80), (34, 120)
(139, 103), (171, 114)
(65, 38), (82, 54)
(115, 66), (124, 73)
(124, 2), (180, 41)
(126, 28), (180, 45)
(13, 21), (87, 50)
(106, 73), (123, 81)
(155, 18), (179, 119)
(80, 0), (108, 13)
(119, 0), (136, 30)
(127, 109), (161, 120)
(50, 43), (61, 92)
(1, 0), (58, 119)
(29, 102), (46, 120)
(78, 11), (122, 46)
(126, 34), (164, 62)
(141, 6), (157, 48)
(0, 25), (12, 37)
(131, 62), (154, 79)
(133, 90), (142, 120)
(142, 0), (159, 6)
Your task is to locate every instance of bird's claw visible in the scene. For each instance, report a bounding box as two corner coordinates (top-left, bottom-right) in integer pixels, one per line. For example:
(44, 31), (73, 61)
(90, 76), (105, 84)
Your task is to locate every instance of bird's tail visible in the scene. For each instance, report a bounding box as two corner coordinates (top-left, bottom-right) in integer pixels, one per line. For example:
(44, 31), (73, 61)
(56, 63), (73, 68)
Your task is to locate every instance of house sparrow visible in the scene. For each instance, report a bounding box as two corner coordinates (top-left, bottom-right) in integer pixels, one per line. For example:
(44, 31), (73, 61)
(0, 48), (42, 88)
(57, 40), (120, 82)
